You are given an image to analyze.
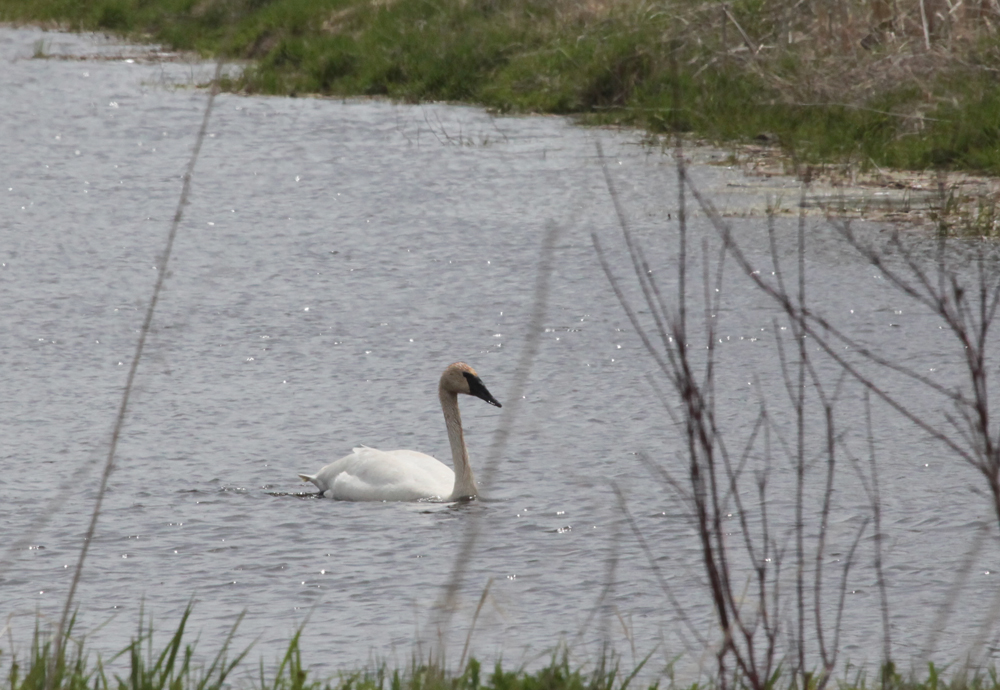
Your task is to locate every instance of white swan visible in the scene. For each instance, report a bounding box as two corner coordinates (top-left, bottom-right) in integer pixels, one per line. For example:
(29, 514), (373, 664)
(297, 362), (501, 502)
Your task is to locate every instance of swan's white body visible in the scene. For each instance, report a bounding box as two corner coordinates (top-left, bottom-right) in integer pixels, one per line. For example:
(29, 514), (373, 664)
(301, 446), (456, 501)
(298, 362), (501, 502)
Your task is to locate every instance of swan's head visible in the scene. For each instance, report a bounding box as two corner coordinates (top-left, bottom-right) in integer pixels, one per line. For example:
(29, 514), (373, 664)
(441, 362), (502, 408)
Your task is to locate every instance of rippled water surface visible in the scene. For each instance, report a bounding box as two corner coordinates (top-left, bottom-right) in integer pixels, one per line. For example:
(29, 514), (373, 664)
(3, 25), (1000, 682)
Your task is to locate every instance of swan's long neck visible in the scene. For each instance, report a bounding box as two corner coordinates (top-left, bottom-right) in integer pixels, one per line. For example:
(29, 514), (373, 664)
(440, 387), (476, 500)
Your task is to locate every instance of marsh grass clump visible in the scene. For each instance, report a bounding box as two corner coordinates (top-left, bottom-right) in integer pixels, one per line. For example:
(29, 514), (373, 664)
(2, 0), (1000, 174)
(3, 608), (251, 690)
(928, 186), (1000, 236)
(8, 609), (1000, 690)
(0, 608), (652, 690)
(5, 618), (90, 690)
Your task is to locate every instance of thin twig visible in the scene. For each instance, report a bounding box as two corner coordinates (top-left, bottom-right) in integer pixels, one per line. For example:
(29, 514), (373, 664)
(922, 521), (990, 661)
(865, 392), (894, 666)
(458, 578), (493, 671)
(613, 485), (708, 651)
(47, 57), (225, 689)
(432, 221), (560, 651)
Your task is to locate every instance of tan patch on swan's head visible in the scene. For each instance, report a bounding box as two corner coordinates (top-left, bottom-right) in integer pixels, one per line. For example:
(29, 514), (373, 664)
(440, 362), (477, 394)
(439, 362), (501, 407)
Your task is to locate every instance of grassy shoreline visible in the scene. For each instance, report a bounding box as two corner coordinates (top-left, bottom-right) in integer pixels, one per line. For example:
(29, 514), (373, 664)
(1, 0), (1000, 175)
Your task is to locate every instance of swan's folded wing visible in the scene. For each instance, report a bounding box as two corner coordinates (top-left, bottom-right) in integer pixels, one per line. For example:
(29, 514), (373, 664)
(324, 447), (454, 501)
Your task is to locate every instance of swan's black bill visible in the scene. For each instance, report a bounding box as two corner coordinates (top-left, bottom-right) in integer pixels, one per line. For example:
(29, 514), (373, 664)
(463, 371), (502, 408)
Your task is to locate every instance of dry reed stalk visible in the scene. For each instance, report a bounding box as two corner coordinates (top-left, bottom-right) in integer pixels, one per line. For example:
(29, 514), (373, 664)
(45, 57), (226, 690)
(645, 0), (997, 118)
(431, 221), (561, 665)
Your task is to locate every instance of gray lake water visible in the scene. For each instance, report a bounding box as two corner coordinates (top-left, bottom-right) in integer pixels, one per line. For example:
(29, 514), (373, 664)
(3, 25), (1000, 683)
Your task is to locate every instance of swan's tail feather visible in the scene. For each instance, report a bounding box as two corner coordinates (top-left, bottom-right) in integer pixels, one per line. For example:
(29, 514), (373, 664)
(298, 473), (315, 483)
